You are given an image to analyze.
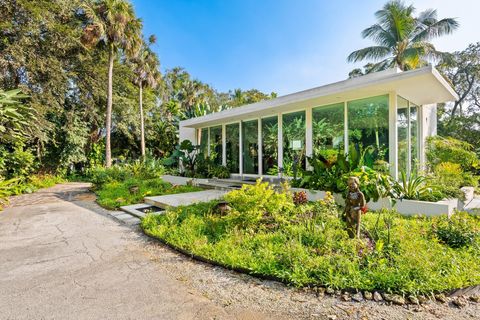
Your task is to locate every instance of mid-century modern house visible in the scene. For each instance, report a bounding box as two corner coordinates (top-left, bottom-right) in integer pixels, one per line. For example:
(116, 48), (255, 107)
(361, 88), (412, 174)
(179, 66), (458, 180)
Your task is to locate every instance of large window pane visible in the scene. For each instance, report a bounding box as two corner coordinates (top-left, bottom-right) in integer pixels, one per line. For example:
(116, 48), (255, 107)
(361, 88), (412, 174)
(348, 95), (389, 161)
(199, 128), (208, 158)
(209, 126), (222, 166)
(397, 96), (409, 176)
(262, 116), (278, 175)
(226, 123), (240, 173)
(283, 111), (306, 171)
(242, 120), (258, 174)
(312, 103), (344, 161)
(410, 104), (419, 175)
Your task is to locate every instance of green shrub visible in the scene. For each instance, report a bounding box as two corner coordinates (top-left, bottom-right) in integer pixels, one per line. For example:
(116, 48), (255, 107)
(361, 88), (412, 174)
(426, 136), (479, 172)
(432, 212), (480, 249)
(143, 195), (480, 294)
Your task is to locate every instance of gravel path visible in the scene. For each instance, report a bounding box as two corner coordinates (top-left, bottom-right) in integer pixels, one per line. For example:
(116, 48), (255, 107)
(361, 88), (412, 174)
(1, 183), (479, 319)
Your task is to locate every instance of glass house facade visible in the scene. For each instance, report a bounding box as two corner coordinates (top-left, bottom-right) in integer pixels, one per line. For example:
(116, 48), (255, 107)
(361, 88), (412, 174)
(179, 67), (458, 179)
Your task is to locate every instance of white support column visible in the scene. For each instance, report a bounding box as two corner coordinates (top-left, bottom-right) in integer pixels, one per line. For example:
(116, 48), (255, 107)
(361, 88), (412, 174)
(406, 102), (412, 178)
(239, 122), (243, 177)
(277, 113), (283, 177)
(418, 106), (425, 172)
(389, 92), (398, 179)
(258, 118), (262, 176)
(222, 124), (226, 166)
(305, 107), (313, 170)
(344, 101), (348, 155)
(207, 127), (211, 157)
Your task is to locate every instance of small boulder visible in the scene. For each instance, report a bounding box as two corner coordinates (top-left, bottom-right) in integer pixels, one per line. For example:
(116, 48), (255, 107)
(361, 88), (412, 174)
(417, 295), (429, 304)
(326, 287), (335, 295)
(341, 293), (351, 301)
(470, 295), (480, 303)
(434, 293), (447, 303)
(363, 291), (373, 300)
(352, 292), (364, 302)
(383, 293), (405, 305)
(452, 296), (468, 308)
(373, 291), (383, 302)
(408, 295), (419, 305)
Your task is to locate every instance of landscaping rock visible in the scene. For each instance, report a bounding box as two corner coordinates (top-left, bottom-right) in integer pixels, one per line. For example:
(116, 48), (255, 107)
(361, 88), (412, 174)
(470, 295), (480, 303)
(417, 295), (429, 304)
(341, 293), (351, 301)
(383, 293), (405, 305)
(315, 287), (325, 298)
(452, 296), (468, 308)
(363, 291), (373, 300)
(352, 292), (364, 302)
(373, 291), (383, 302)
(434, 293), (447, 303)
(408, 295), (419, 305)
(326, 287), (335, 295)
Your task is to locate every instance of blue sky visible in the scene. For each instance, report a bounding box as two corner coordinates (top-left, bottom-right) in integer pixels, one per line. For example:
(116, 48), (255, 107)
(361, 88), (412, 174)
(132, 0), (480, 95)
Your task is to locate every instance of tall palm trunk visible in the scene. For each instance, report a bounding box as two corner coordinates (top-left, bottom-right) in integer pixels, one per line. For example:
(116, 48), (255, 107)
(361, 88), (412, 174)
(139, 82), (145, 157)
(105, 48), (114, 167)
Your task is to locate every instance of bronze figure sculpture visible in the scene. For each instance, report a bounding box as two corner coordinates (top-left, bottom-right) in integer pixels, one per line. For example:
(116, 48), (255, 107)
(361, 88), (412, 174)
(344, 176), (366, 238)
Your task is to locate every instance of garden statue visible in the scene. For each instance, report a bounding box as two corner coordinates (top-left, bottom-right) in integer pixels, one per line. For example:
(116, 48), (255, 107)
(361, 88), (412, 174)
(344, 176), (366, 238)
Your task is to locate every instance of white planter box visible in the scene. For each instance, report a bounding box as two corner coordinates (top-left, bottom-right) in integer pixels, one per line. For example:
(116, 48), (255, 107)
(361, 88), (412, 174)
(292, 187), (457, 216)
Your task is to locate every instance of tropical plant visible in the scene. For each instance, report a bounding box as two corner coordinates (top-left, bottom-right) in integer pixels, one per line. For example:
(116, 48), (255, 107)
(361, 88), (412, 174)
(81, 0), (143, 167)
(131, 35), (161, 157)
(347, 0), (459, 71)
(392, 171), (434, 200)
(426, 136), (479, 172)
(0, 89), (34, 144)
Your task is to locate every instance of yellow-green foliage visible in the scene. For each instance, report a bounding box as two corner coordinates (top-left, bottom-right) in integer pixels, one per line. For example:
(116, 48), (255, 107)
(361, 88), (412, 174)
(142, 187), (480, 295)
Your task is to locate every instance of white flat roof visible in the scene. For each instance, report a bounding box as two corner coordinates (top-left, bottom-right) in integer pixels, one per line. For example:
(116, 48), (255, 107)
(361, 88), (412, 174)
(181, 65), (458, 128)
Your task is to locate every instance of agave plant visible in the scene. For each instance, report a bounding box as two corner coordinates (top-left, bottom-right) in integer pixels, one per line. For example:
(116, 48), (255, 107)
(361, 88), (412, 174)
(392, 171), (434, 200)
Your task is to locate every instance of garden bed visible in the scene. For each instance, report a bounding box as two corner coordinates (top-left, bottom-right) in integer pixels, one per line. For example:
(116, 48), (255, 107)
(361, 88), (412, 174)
(141, 181), (480, 296)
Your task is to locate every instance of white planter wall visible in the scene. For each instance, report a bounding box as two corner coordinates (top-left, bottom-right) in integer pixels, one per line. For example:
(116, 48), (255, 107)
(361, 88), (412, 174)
(292, 187), (457, 216)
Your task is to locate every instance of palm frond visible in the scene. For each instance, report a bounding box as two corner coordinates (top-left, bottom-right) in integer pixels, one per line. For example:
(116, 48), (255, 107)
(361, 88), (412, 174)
(347, 46), (391, 63)
(361, 24), (397, 47)
(413, 18), (459, 42)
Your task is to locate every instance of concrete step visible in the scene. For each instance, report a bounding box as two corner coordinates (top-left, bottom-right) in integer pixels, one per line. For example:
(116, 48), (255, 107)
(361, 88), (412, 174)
(144, 190), (227, 209)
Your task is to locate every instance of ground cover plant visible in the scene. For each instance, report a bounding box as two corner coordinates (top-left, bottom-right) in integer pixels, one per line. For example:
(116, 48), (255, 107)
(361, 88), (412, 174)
(88, 159), (201, 209)
(142, 180), (480, 295)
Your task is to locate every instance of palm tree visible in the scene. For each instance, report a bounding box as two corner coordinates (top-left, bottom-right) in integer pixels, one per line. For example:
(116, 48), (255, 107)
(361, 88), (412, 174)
(347, 0), (459, 72)
(131, 36), (161, 157)
(81, 0), (142, 167)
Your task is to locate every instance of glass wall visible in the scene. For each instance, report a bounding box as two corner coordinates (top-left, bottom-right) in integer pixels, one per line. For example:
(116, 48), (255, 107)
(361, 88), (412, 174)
(209, 126), (223, 165)
(397, 96), (409, 175)
(242, 120), (258, 174)
(312, 103), (344, 161)
(283, 111), (306, 170)
(225, 123), (240, 173)
(199, 128), (208, 158)
(348, 95), (389, 161)
(261, 116), (278, 175)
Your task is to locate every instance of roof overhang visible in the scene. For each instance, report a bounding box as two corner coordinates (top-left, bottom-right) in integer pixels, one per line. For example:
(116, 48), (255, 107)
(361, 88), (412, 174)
(181, 65), (458, 128)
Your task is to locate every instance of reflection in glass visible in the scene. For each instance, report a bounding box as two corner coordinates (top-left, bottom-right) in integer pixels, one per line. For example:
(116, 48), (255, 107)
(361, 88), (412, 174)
(242, 120), (258, 174)
(312, 103), (344, 161)
(397, 96), (409, 175)
(348, 95), (389, 161)
(410, 104), (419, 175)
(283, 111), (306, 171)
(199, 128), (208, 158)
(226, 123), (240, 173)
(209, 126), (222, 165)
(262, 116), (278, 175)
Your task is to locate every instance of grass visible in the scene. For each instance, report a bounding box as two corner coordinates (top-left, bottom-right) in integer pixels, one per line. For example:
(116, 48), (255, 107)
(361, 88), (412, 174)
(95, 177), (202, 209)
(141, 181), (480, 295)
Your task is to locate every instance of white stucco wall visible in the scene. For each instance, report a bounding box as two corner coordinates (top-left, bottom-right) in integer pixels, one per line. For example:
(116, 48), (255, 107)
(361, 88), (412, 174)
(179, 125), (196, 145)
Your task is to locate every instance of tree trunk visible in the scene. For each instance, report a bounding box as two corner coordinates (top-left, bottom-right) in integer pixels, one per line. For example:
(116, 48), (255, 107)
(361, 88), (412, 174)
(105, 48), (114, 167)
(139, 82), (145, 157)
